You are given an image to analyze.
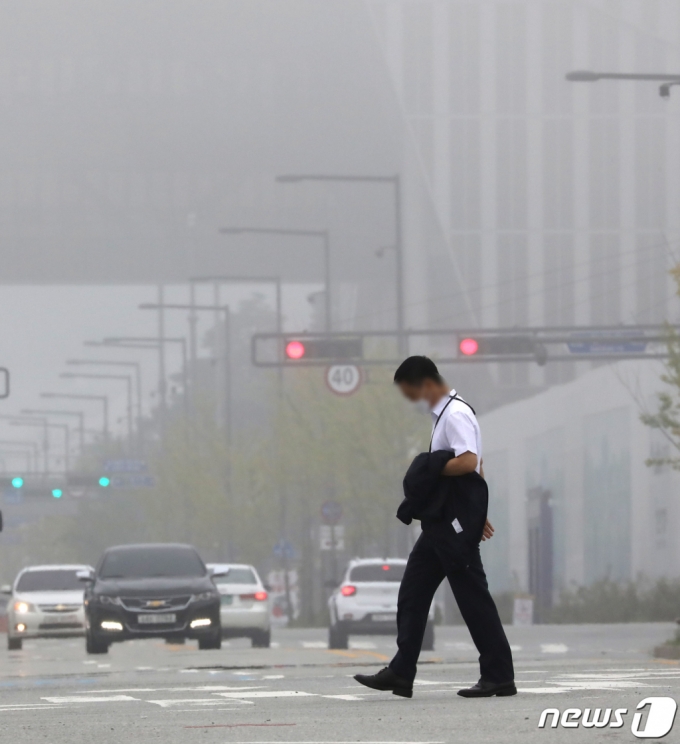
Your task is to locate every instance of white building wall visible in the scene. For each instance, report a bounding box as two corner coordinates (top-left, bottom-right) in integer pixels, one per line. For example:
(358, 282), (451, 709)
(478, 359), (680, 593)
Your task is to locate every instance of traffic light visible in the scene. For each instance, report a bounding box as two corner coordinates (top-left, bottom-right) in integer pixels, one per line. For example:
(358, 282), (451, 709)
(11, 476), (23, 489)
(283, 337), (363, 362)
(458, 335), (547, 365)
(52, 489), (63, 499)
(99, 476), (111, 488)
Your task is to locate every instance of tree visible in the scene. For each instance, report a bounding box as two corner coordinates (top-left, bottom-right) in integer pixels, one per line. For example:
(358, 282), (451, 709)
(640, 266), (680, 469)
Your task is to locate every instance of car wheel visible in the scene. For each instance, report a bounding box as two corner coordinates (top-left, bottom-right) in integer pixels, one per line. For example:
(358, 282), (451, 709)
(7, 636), (22, 651)
(251, 629), (271, 648)
(328, 625), (348, 650)
(85, 632), (109, 655)
(421, 622), (435, 651)
(198, 633), (222, 650)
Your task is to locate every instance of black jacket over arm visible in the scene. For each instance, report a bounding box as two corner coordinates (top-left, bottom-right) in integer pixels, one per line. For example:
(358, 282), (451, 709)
(397, 450), (489, 560)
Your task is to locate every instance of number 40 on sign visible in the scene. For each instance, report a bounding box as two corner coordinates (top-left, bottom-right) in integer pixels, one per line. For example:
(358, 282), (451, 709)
(325, 365), (363, 396)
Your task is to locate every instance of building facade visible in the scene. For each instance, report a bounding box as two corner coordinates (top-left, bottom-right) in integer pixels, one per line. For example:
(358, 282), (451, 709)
(368, 0), (680, 396)
(477, 359), (680, 597)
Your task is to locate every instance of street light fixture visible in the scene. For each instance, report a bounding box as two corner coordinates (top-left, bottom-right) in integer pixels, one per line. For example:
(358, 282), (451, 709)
(275, 174), (405, 356)
(41, 393), (109, 442)
(21, 409), (85, 453)
(219, 227), (331, 332)
(66, 360), (143, 437)
(101, 337), (189, 421)
(566, 70), (680, 97)
(59, 373), (134, 445)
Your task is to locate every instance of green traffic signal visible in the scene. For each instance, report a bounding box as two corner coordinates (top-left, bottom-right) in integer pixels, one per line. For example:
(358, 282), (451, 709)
(11, 477), (23, 489)
(98, 476), (110, 487)
(52, 489), (63, 498)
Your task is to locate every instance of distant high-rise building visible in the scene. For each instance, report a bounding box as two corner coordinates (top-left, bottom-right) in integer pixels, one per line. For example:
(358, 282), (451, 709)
(368, 0), (680, 394)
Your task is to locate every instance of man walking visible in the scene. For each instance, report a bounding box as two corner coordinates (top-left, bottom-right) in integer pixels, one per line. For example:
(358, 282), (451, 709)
(354, 356), (515, 699)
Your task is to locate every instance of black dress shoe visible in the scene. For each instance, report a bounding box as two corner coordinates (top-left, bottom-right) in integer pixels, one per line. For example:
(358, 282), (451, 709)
(457, 679), (517, 698)
(354, 667), (413, 698)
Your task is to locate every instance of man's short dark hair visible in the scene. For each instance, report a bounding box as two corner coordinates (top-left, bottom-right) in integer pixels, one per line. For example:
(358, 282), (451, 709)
(393, 356), (443, 386)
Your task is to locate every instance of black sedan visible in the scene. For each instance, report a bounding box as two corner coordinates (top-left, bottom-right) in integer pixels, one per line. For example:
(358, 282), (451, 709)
(81, 543), (222, 654)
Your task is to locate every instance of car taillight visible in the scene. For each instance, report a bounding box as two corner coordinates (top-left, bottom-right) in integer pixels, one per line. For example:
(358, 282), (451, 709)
(240, 591), (268, 601)
(341, 585), (357, 597)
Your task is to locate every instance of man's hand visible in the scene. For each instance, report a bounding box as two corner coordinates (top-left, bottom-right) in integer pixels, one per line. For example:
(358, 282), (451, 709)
(481, 518), (494, 541)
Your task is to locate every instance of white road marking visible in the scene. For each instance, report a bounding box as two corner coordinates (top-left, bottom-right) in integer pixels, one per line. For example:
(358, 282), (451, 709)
(147, 698), (254, 708)
(445, 641), (474, 650)
(540, 643), (568, 654)
(0, 706), (69, 711)
(214, 690), (316, 699)
(322, 694), (364, 701)
(263, 674), (285, 679)
(72, 686), (264, 694)
(41, 695), (140, 703)
(302, 641), (328, 648)
(509, 645), (522, 651)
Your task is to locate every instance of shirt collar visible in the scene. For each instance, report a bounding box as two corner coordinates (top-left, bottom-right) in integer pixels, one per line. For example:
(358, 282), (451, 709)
(430, 389), (457, 417)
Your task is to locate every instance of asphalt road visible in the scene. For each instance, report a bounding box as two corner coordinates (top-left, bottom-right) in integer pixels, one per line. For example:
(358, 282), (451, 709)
(1, 623), (678, 743)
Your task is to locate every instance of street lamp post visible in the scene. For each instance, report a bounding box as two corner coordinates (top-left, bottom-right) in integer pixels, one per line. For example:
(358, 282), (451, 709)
(0, 440), (40, 473)
(41, 393), (109, 442)
(566, 70), (680, 98)
(102, 337), (189, 422)
(0, 416), (50, 472)
(138, 303), (232, 439)
(275, 174), (405, 356)
(60, 373), (134, 447)
(5, 418), (69, 473)
(21, 409), (85, 453)
(219, 227), (331, 332)
(66, 360), (143, 442)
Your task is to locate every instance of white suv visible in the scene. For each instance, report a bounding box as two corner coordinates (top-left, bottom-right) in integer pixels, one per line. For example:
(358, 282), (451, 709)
(327, 558), (435, 650)
(3, 564), (93, 650)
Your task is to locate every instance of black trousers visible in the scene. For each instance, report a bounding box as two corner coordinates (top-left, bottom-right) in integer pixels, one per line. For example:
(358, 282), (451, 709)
(389, 523), (514, 684)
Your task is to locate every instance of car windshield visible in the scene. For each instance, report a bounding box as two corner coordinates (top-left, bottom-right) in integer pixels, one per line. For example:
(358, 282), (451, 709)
(16, 569), (83, 592)
(99, 547), (205, 579)
(349, 564), (406, 582)
(212, 568), (257, 585)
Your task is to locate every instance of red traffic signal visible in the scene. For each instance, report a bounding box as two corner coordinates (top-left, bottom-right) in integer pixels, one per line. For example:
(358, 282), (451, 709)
(459, 337), (479, 356)
(285, 340), (306, 360)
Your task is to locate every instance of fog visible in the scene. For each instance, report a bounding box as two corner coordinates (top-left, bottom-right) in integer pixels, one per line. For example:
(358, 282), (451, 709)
(1, 0), (680, 625)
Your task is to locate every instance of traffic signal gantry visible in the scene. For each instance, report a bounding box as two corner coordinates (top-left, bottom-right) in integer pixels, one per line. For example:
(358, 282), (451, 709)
(252, 325), (680, 368)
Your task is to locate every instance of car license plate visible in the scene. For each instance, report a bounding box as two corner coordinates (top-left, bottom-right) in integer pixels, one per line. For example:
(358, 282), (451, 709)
(373, 613), (397, 622)
(137, 613), (176, 624)
(220, 595), (233, 606)
(49, 614), (78, 624)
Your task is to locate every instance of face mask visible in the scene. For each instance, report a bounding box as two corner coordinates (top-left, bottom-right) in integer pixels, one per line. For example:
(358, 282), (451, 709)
(413, 399), (431, 415)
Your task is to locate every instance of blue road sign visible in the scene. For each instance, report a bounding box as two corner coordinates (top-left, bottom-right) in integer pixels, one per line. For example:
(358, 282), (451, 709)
(273, 539), (295, 560)
(320, 500), (343, 525)
(103, 459), (148, 474)
(567, 331), (647, 355)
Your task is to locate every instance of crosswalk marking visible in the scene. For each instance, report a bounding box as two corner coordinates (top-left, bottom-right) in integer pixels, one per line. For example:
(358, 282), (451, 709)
(42, 695), (140, 703)
(148, 698), (254, 708)
(215, 690), (315, 699)
(541, 643), (568, 654)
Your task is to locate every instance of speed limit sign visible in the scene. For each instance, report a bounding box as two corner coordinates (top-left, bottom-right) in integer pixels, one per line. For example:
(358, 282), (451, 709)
(325, 365), (363, 396)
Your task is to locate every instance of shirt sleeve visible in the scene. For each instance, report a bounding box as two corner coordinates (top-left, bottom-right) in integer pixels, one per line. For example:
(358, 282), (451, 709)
(442, 410), (479, 457)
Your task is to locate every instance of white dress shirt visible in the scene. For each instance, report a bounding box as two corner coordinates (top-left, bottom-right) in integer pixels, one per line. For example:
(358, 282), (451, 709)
(429, 388), (482, 473)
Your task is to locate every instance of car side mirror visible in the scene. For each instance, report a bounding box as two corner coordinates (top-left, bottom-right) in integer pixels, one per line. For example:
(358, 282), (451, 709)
(1, 584), (12, 595)
(76, 569), (94, 583)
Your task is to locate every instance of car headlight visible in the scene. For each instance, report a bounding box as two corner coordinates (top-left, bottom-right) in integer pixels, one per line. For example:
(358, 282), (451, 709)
(99, 595), (122, 606)
(13, 601), (36, 614)
(192, 591), (218, 602)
